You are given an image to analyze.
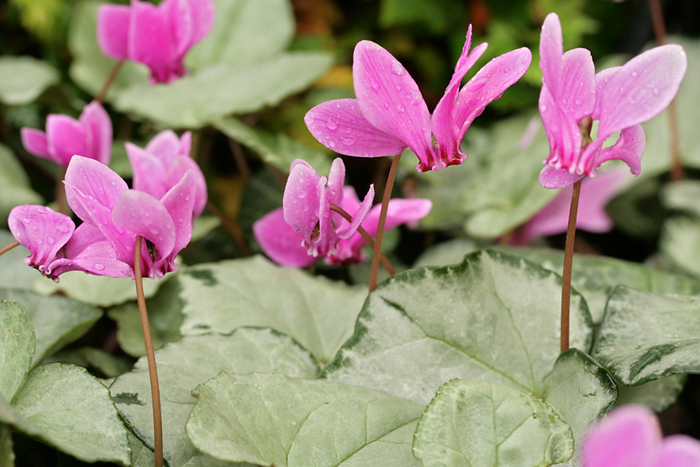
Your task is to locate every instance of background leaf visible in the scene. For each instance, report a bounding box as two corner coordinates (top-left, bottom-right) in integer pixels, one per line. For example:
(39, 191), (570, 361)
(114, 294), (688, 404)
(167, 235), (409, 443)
(0, 56), (59, 105)
(0, 145), (43, 227)
(0, 301), (34, 402)
(616, 374), (687, 413)
(0, 231), (42, 291)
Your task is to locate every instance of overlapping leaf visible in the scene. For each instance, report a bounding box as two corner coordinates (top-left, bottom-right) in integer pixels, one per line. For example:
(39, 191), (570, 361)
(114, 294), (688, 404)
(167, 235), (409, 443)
(0, 57), (59, 105)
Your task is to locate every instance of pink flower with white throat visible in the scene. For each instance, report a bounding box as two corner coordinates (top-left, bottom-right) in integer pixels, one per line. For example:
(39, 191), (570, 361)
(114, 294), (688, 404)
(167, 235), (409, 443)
(21, 101), (112, 167)
(97, 0), (215, 84)
(538, 13), (687, 189)
(304, 27), (531, 172)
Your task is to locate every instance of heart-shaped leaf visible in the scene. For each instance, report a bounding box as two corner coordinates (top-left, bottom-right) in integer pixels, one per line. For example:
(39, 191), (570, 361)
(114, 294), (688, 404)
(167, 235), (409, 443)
(0, 57), (59, 105)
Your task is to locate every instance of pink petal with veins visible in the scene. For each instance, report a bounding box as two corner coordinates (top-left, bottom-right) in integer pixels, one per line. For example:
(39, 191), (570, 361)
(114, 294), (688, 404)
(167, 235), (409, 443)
(283, 160), (322, 242)
(126, 142), (169, 201)
(160, 170), (197, 269)
(97, 4), (130, 60)
(588, 124), (646, 176)
(46, 115), (87, 166)
(166, 156), (207, 216)
(79, 101), (112, 165)
(539, 164), (585, 189)
(130, 1), (177, 84)
(145, 129), (184, 165)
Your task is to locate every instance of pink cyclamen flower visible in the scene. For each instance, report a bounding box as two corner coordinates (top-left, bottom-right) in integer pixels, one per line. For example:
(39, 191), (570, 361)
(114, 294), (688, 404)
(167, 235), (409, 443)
(283, 158), (374, 259)
(253, 186), (432, 268)
(126, 130), (207, 216)
(8, 205), (130, 281)
(21, 101), (112, 167)
(511, 169), (627, 245)
(538, 12), (687, 189)
(64, 156), (197, 279)
(304, 26), (531, 172)
(583, 405), (700, 467)
(97, 0), (215, 84)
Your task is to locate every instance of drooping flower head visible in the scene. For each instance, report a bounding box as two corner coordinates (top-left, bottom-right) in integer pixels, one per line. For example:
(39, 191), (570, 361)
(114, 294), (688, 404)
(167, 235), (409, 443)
(8, 205), (130, 281)
(64, 156), (197, 279)
(282, 158), (374, 258)
(21, 101), (112, 167)
(583, 405), (700, 467)
(97, 0), (215, 84)
(304, 27), (531, 172)
(538, 12), (687, 189)
(126, 130), (207, 216)
(254, 186), (431, 268)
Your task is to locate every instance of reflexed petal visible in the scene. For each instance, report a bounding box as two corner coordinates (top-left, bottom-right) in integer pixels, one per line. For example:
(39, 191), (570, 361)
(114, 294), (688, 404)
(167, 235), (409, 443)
(79, 101), (112, 165)
(304, 99), (407, 157)
(145, 129), (182, 165)
(166, 156), (207, 216)
(126, 142), (168, 201)
(283, 160), (322, 241)
(97, 4), (130, 60)
(8, 205), (74, 271)
(46, 115), (87, 166)
(352, 41), (432, 165)
(64, 222), (106, 259)
(325, 158), (346, 208)
(539, 13), (565, 98)
(253, 209), (317, 268)
(60, 240), (133, 278)
(360, 198), (432, 239)
(185, 0), (215, 45)
(539, 85), (582, 171)
(583, 405), (660, 467)
(20, 128), (49, 159)
(558, 48), (596, 122)
(656, 436), (700, 467)
(591, 66), (620, 121)
(129, 0), (176, 83)
(111, 190), (177, 268)
(539, 164), (585, 189)
(596, 44), (687, 140)
(587, 124), (646, 176)
(336, 185), (374, 239)
(160, 170), (197, 262)
(454, 47), (532, 145)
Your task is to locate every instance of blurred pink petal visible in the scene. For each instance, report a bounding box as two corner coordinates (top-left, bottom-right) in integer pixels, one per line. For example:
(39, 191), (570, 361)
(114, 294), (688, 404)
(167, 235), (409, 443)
(96, 4), (130, 59)
(253, 209), (317, 268)
(46, 115), (87, 166)
(20, 129), (49, 159)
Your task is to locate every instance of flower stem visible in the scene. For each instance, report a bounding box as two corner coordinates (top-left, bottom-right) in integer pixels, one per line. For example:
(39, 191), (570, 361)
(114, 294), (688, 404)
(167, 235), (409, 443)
(329, 204), (396, 275)
(134, 235), (163, 467)
(369, 153), (402, 292)
(561, 179), (582, 353)
(96, 60), (125, 105)
(205, 200), (251, 256)
(647, 0), (684, 181)
(55, 165), (68, 216)
(0, 241), (19, 257)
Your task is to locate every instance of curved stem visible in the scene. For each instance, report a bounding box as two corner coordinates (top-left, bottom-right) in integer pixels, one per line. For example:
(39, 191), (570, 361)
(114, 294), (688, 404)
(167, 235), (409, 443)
(205, 200), (251, 256)
(329, 204), (396, 276)
(0, 241), (19, 257)
(134, 236), (163, 467)
(96, 60), (125, 104)
(561, 180), (582, 353)
(369, 153), (402, 292)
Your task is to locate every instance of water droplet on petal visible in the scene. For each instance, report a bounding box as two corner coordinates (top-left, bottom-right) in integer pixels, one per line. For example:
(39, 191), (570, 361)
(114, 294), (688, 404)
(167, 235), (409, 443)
(46, 237), (55, 245)
(394, 84), (402, 93)
(370, 82), (380, 93)
(344, 127), (352, 134)
(336, 102), (341, 108)
(329, 140), (336, 148)
(502, 68), (510, 73)
(151, 228), (159, 235)
(326, 118), (338, 131)
(36, 239), (42, 245)
(653, 87), (659, 95)
(397, 104), (405, 113)
(540, 104), (548, 112)
(341, 137), (355, 146)
(574, 99), (581, 106)
(383, 102), (390, 109)
(406, 90), (422, 105)
(177, 218), (184, 223)
(56, 225), (69, 233)
(94, 263), (105, 271)
(351, 118), (357, 124)
(185, 195), (191, 201)
(391, 61), (404, 76)
(631, 71), (638, 77)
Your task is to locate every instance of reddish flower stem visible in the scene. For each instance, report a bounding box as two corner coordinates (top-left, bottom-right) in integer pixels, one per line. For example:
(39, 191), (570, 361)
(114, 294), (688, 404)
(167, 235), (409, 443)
(96, 60), (125, 105)
(561, 179), (581, 353)
(134, 236), (163, 467)
(205, 200), (251, 256)
(329, 204), (396, 276)
(369, 153), (402, 292)
(647, 0), (684, 181)
(0, 241), (19, 257)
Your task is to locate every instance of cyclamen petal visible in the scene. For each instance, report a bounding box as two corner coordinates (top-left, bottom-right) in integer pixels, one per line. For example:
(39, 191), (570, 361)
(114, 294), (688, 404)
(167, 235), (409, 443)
(253, 209), (317, 268)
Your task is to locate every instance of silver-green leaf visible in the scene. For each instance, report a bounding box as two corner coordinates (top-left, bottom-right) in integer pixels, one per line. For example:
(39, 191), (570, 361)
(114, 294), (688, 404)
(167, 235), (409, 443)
(0, 57), (59, 105)
(0, 301), (34, 402)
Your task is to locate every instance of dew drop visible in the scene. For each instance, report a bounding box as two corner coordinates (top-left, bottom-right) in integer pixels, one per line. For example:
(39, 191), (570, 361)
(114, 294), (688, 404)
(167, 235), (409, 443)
(185, 195), (191, 201)
(502, 67), (510, 73)
(22, 217), (31, 223)
(325, 118), (338, 131)
(351, 118), (357, 124)
(341, 137), (355, 146)
(397, 104), (405, 113)
(291, 421), (297, 426)
(177, 218), (184, 223)
(329, 140), (336, 148)
(335, 102), (341, 108)
(394, 84), (403, 93)
(36, 239), (42, 245)
(56, 225), (69, 233)
(383, 102), (390, 109)
(391, 61), (404, 76)
(46, 237), (55, 245)
(344, 127), (352, 134)
(370, 82), (380, 93)
(406, 90), (422, 105)
(652, 87), (659, 95)
(94, 263), (105, 271)
(574, 99), (581, 106)
(540, 104), (548, 112)
(151, 228), (159, 235)
(469, 81), (486, 92)
(632, 71), (638, 77)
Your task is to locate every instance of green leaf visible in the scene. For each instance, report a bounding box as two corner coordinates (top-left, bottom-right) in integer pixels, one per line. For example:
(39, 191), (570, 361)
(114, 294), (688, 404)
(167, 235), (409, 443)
(593, 286), (700, 385)
(67, 0), (149, 100)
(413, 238), (481, 268)
(541, 350), (617, 467)
(413, 379), (574, 467)
(115, 53), (333, 129)
(499, 246), (700, 324)
(0, 56), (59, 105)
(0, 145), (43, 226)
(616, 374), (686, 413)
(186, 372), (424, 466)
(107, 276), (183, 357)
(127, 431), (155, 467)
(44, 347), (133, 379)
(212, 116), (331, 174)
(0, 364), (130, 465)
(33, 270), (162, 308)
(323, 250), (592, 405)
(111, 328), (318, 467)
(660, 216), (700, 279)
(661, 180), (700, 217)
(0, 231), (42, 291)
(0, 423), (12, 467)
(0, 302), (34, 402)
(185, 0), (294, 70)
(178, 256), (367, 365)
(0, 289), (101, 367)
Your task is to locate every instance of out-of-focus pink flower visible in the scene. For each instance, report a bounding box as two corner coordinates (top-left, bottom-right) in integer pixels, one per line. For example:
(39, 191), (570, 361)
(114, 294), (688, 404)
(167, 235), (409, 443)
(282, 158), (374, 258)
(583, 405), (700, 467)
(253, 186), (432, 268)
(8, 205), (130, 281)
(64, 156), (197, 279)
(511, 169), (627, 245)
(21, 101), (112, 167)
(126, 130), (207, 216)
(97, 0), (215, 84)
(538, 13), (687, 189)
(304, 27), (531, 173)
